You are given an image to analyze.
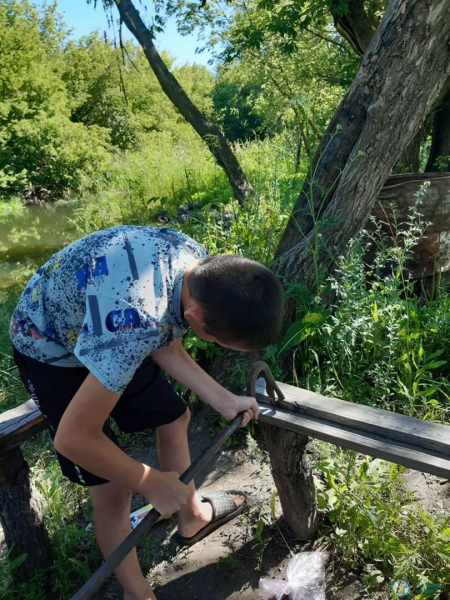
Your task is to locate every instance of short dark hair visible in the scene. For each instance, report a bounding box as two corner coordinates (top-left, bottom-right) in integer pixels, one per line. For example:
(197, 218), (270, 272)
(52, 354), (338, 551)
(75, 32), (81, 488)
(188, 255), (284, 350)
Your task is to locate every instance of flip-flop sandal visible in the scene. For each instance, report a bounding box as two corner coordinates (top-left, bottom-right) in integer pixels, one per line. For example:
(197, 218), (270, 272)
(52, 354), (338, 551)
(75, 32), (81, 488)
(172, 489), (248, 547)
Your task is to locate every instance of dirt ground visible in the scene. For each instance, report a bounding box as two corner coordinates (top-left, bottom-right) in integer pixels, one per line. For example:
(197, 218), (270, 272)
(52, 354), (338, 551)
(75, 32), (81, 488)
(94, 404), (404, 600)
(2, 400), (447, 599)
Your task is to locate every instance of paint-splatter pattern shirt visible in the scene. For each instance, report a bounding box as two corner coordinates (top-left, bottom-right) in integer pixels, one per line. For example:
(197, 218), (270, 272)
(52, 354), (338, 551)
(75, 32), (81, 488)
(10, 226), (208, 394)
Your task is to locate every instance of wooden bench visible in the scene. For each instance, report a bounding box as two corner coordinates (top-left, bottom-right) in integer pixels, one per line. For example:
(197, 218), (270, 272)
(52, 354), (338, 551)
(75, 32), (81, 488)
(1, 380), (449, 581)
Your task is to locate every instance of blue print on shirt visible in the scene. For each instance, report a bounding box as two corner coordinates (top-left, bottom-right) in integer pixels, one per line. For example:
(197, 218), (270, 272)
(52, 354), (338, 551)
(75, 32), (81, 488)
(10, 226), (209, 394)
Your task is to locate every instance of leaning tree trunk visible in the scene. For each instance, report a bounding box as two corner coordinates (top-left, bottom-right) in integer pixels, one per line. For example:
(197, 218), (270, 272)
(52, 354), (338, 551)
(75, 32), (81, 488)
(330, 0), (449, 174)
(276, 0), (450, 263)
(242, 0), (450, 540)
(111, 0), (253, 205)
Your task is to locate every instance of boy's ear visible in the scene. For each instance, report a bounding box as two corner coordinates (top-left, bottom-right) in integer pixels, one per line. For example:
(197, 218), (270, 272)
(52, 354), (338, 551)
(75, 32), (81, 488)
(183, 301), (206, 327)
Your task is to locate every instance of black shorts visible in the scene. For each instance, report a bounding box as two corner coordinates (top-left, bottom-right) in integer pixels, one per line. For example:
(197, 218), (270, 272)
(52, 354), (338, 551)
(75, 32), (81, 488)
(13, 348), (187, 487)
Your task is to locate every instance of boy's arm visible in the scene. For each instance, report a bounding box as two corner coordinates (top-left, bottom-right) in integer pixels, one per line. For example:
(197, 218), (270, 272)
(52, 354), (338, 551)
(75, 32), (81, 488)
(54, 373), (189, 517)
(152, 339), (260, 425)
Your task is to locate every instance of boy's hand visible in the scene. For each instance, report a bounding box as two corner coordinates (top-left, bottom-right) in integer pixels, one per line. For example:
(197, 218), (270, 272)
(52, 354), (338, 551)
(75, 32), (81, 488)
(222, 394), (260, 428)
(139, 468), (190, 519)
(152, 341), (260, 428)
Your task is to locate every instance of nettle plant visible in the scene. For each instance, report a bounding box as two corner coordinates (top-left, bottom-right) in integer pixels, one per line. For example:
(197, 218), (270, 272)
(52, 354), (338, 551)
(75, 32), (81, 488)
(314, 445), (450, 592)
(269, 184), (450, 422)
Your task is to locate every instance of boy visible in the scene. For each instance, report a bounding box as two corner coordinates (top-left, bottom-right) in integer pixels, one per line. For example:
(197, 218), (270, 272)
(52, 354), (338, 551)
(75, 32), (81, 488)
(10, 226), (284, 600)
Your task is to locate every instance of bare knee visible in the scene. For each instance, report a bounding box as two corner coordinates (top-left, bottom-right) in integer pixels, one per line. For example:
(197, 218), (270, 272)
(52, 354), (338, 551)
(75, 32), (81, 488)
(158, 407), (191, 437)
(90, 482), (132, 516)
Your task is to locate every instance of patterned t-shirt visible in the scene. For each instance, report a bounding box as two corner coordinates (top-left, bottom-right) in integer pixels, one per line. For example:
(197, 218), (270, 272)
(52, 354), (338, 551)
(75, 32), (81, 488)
(10, 226), (208, 394)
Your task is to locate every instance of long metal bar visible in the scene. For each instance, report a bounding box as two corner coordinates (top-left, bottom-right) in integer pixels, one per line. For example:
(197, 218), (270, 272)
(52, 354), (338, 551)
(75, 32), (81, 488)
(71, 412), (243, 600)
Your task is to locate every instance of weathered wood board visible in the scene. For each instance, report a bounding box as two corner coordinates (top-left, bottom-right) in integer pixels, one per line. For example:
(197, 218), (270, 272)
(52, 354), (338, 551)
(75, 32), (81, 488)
(255, 380), (450, 479)
(366, 172), (450, 277)
(0, 400), (45, 457)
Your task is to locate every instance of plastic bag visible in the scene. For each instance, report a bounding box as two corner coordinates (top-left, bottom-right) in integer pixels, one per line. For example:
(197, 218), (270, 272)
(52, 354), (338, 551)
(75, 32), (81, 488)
(259, 552), (328, 600)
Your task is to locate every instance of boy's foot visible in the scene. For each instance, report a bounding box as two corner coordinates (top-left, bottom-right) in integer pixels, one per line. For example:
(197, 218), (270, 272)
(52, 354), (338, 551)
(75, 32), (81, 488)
(176, 490), (247, 546)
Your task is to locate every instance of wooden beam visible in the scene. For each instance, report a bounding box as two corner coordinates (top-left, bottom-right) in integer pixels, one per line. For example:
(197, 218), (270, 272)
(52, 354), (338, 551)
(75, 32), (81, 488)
(257, 399), (450, 479)
(0, 400), (45, 457)
(255, 380), (450, 456)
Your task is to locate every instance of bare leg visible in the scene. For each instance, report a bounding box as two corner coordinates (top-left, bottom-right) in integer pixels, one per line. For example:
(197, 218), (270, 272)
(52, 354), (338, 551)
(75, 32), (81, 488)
(157, 408), (245, 538)
(89, 481), (156, 600)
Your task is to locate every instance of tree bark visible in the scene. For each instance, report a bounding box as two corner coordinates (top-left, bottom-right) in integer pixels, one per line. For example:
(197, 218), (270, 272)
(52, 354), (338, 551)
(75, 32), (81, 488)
(329, 0), (449, 175)
(331, 0), (377, 55)
(426, 88), (450, 172)
(0, 447), (52, 578)
(275, 0), (450, 265)
(262, 426), (317, 539)
(112, 0), (253, 205)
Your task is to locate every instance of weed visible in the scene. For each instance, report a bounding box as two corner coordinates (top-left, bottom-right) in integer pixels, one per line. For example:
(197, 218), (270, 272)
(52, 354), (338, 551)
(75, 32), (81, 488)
(216, 554), (239, 569)
(314, 444), (450, 592)
(252, 517), (272, 571)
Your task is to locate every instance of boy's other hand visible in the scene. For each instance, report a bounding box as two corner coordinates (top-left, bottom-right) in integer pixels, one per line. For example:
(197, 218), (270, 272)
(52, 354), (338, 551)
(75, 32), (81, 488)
(223, 394), (260, 427)
(139, 469), (190, 519)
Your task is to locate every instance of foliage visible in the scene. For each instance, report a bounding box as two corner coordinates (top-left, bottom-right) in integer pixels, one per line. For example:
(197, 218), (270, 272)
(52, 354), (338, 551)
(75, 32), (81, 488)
(0, 1), (215, 200)
(266, 190), (450, 424)
(0, 0), (111, 198)
(64, 33), (214, 150)
(192, 0), (358, 154)
(211, 68), (266, 142)
(315, 445), (450, 594)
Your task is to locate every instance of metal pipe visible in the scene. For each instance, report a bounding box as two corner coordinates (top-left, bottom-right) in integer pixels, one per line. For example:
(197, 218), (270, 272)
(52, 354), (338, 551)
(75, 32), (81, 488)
(71, 412), (244, 600)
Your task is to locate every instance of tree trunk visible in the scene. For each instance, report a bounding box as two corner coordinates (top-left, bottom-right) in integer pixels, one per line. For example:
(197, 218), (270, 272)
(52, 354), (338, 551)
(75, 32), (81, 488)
(394, 126), (424, 174)
(330, 0), (450, 176)
(112, 0), (253, 205)
(262, 426), (317, 539)
(331, 0), (377, 55)
(0, 447), (52, 578)
(275, 0), (450, 265)
(426, 88), (450, 172)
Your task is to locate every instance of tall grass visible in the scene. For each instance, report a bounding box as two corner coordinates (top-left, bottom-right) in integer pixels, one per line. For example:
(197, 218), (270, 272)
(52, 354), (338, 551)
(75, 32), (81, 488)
(1, 131), (450, 598)
(266, 190), (450, 423)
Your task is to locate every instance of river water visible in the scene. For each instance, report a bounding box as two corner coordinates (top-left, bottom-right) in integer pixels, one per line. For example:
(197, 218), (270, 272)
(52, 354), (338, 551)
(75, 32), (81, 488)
(0, 202), (82, 290)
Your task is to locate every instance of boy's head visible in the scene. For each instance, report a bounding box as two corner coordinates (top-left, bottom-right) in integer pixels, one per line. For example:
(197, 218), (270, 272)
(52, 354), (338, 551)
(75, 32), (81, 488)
(184, 255), (284, 351)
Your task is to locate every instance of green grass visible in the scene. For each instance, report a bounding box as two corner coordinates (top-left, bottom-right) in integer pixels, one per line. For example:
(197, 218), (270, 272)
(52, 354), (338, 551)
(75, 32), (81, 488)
(315, 443), (450, 597)
(1, 133), (450, 598)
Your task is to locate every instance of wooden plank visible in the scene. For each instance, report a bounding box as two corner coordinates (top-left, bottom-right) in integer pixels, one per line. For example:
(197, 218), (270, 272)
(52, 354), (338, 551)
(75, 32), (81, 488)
(258, 402), (450, 479)
(0, 400), (45, 456)
(255, 381), (450, 456)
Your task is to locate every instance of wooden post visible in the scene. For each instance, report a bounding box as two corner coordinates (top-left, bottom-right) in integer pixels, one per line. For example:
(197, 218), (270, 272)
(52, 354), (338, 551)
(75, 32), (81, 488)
(0, 446), (52, 577)
(245, 363), (318, 540)
(261, 424), (318, 539)
(0, 399), (52, 576)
